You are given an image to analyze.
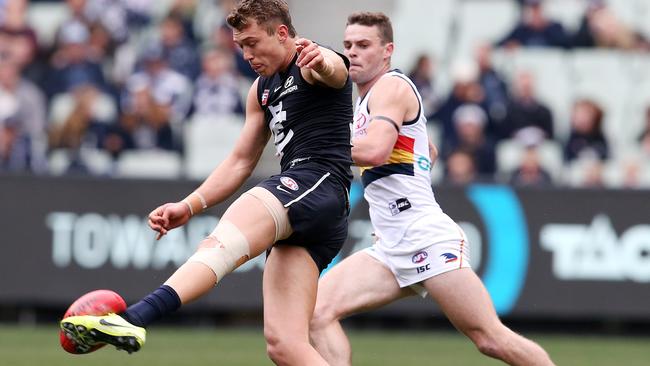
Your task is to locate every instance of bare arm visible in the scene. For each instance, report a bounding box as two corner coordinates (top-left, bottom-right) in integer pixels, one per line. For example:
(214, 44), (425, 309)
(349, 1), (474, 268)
(148, 79), (270, 238)
(193, 79), (269, 206)
(296, 38), (348, 89)
(352, 77), (418, 166)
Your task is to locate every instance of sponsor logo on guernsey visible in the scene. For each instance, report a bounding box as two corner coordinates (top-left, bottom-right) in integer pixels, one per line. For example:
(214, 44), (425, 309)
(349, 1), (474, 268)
(261, 89), (270, 106)
(279, 85), (298, 98)
(440, 253), (458, 263)
(284, 75), (294, 88)
(274, 85), (282, 93)
(354, 113), (368, 136)
(280, 176), (299, 191)
(417, 156), (432, 171)
(388, 197), (411, 216)
(412, 250), (428, 264)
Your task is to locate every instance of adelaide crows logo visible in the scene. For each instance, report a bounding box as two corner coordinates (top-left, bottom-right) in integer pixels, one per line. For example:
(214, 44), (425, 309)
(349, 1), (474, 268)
(440, 253), (458, 263)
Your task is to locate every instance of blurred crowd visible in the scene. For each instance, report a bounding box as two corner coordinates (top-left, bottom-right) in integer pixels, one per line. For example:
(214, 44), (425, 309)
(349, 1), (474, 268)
(0, 0), (248, 175)
(414, 0), (650, 188)
(0, 0), (649, 188)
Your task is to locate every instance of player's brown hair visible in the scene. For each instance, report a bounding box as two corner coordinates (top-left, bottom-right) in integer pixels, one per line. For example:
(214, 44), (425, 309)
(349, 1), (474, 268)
(346, 12), (393, 44)
(226, 0), (297, 37)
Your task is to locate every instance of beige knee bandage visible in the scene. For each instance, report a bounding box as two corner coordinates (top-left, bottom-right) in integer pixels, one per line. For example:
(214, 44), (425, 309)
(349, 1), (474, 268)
(187, 220), (250, 283)
(244, 186), (292, 242)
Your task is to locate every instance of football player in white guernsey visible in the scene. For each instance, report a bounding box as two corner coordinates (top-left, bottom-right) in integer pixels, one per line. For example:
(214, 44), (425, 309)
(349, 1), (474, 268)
(310, 12), (555, 366)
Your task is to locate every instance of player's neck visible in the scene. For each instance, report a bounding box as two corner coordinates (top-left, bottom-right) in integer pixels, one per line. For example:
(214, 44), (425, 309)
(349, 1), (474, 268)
(356, 64), (391, 97)
(278, 39), (298, 74)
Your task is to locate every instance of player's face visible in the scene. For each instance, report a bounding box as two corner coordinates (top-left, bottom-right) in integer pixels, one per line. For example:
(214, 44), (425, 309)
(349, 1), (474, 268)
(233, 20), (286, 77)
(343, 24), (391, 84)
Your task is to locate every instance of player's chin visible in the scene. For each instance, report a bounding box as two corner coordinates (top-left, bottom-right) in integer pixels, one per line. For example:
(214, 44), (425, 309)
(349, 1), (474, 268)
(349, 70), (363, 83)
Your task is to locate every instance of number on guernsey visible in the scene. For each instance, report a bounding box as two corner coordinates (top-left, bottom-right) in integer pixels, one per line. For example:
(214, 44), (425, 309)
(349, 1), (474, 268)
(268, 101), (294, 155)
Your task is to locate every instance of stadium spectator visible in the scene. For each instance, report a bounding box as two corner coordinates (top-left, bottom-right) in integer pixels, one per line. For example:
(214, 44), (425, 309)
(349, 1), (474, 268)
(45, 20), (108, 97)
(168, 0), (199, 42)
(581, 159), (605, 188)
(48, 83), (115, 153)
(496, 0), (570, 49)
(444, 149), (478, 185)
(60, 0), (135, 44)
(192, 47), (244, 117)
(509, 145), (552, 187)
(0, 59), (47, 173)
(159, 14), (201, 80)
(0, 112), (27, 172)
(87, 22), (116, 61)
(572, 0), (649, 51)
(444, 103), (496, 177)
(475, 42), (509, 125)
(0, 0), (37, 69)
(407, 53), (437, 115)
(564, 98), (609, 162)
(111, 44), (191, 153)
(500, 70), (554, 140)
(210, 22), (257, 80)
(430, 59), (492, 153)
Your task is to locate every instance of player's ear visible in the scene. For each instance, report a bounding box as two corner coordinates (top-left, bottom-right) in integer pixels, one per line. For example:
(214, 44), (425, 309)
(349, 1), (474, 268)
(384, 42), (394, 59)
(277, 24), (289, 43)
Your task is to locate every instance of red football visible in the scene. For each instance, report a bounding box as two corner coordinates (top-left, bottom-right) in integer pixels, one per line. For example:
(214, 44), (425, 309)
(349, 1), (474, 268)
(59, 289), (127, 354)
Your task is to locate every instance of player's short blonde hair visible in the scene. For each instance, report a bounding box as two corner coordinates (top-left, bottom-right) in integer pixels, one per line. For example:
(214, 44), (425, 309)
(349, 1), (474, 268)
(226, 0), (297, 37)
(346, 12), (393, 45)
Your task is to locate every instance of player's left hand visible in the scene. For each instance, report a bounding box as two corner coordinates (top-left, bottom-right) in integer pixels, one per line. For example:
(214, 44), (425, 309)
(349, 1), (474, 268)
(148, 201), (191, 240)
(295, 38), (329, 73)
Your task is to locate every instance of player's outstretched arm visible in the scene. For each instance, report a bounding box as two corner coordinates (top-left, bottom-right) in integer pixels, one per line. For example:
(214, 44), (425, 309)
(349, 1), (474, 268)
(149, 79), (270, 239)
(296, 38), (348, 89)
(352, 77), (415, 166)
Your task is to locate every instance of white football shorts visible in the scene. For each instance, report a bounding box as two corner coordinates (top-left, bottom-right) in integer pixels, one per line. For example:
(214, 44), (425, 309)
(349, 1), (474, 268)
(364, 238), (471, 298)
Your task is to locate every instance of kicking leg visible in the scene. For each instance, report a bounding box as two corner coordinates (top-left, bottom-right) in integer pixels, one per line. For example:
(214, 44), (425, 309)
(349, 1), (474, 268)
(61, 188), (285, 353)
(164, 190), (280, 303)
(310, 251), (413, 366)
(423, 268), (555, 366)
(262, 245), (328, 366)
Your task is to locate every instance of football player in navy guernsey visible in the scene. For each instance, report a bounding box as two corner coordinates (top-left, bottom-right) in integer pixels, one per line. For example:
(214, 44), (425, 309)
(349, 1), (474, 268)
(309, 12), (555, 366)
(60, 1), (352, 364)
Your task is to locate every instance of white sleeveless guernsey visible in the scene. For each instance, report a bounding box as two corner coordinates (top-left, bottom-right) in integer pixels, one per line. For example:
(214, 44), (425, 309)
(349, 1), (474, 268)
(353, 70), (463, 255)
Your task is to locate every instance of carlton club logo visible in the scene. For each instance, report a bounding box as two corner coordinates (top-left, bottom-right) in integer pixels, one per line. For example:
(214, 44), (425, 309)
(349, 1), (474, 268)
(411, 250), (428, 264)
(280, 176), (299, 191)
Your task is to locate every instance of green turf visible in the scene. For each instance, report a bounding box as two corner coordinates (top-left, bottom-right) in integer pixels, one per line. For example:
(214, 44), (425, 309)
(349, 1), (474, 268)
(1, 325), (649, 365)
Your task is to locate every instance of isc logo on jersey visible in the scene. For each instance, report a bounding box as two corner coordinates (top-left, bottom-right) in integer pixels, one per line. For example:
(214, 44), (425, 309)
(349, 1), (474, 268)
(389, 198), (411, 216)
(280, 176), (299, 191)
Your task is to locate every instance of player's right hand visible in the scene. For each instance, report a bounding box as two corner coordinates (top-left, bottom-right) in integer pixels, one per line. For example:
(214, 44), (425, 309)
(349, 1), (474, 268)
(148, 202), (192, 240)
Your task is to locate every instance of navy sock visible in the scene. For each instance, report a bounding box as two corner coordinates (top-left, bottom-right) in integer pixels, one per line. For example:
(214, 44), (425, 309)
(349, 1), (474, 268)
(120, 285), (181, 328)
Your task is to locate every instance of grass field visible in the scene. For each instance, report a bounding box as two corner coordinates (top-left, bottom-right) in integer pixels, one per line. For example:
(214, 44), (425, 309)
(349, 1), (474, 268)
(1, 325), (649, 365)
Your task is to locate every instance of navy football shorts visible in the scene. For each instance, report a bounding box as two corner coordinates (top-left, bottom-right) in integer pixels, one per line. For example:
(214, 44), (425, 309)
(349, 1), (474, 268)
(257, 164), (350, 272)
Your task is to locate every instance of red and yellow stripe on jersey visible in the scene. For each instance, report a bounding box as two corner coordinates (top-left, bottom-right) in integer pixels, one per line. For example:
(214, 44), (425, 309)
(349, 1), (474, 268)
(360, 134), (415, 187)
